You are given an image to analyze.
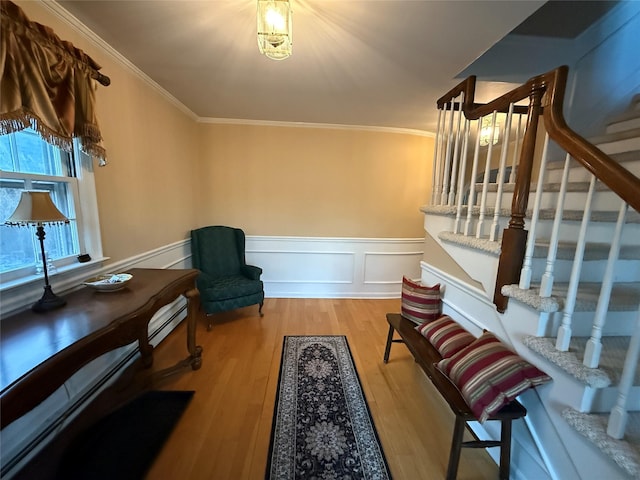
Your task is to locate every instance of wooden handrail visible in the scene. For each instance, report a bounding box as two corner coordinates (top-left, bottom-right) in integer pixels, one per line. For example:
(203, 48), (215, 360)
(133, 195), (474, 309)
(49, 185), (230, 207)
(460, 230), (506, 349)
(434, 65), (640, 312)
(543, 67), (640, 213)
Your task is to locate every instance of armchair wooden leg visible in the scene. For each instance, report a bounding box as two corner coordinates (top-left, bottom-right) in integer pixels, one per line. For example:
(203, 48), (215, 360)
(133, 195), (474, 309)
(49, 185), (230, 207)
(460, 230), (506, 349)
(259, 301), (264, 317)
(207, 316), (213, 331)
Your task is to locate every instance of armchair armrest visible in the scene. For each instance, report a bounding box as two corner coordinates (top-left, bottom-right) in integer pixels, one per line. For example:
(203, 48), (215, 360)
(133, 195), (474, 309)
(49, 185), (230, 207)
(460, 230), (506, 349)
(242, 265), (263, 280)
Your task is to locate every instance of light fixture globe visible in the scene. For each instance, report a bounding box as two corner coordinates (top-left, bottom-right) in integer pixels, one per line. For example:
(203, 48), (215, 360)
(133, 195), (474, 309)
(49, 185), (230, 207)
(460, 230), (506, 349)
(257, 0), (292, 60)
(479, 114), (500, 147)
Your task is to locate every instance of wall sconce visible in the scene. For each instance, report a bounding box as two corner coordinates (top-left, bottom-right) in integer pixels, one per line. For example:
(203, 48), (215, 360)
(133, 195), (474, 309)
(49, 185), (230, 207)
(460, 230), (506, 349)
(4, 190), (69, 312)
(257, 0), (292, 60)
(479, 115), (500, 146)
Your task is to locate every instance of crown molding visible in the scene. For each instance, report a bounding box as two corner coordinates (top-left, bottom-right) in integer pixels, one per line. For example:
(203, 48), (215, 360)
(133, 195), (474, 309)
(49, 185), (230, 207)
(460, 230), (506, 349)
(42, 1), (434, 137)
(197, 117), (435, 137)
(42, 1), (198, 121)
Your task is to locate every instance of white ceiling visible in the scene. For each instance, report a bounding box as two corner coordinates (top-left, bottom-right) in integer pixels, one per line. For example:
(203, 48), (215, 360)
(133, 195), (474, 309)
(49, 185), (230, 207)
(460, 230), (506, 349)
(57, 0), (548, 133)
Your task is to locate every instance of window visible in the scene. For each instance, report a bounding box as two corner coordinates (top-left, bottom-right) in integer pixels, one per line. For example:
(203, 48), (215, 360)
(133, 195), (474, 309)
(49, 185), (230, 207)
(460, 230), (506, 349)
(0, 129), (101, 284)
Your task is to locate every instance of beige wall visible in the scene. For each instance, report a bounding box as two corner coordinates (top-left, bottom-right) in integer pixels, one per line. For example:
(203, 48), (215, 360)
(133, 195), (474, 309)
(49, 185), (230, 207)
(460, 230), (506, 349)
(17, 1), (200, 263)
(17, 2), (434, 263)
(196, 124), (434, 237)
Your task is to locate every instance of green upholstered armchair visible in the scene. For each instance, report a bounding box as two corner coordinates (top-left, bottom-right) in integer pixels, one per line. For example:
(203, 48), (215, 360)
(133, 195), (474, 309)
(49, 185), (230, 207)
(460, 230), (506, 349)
(191, 226), (264, 330)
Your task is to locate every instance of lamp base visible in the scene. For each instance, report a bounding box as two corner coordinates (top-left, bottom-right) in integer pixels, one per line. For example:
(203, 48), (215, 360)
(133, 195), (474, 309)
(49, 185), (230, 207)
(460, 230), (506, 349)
(32, 285), (66, 313)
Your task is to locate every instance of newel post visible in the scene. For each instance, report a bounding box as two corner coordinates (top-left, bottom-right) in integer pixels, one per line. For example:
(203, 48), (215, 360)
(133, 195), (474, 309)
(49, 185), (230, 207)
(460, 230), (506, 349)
(493, 86), (545, 312)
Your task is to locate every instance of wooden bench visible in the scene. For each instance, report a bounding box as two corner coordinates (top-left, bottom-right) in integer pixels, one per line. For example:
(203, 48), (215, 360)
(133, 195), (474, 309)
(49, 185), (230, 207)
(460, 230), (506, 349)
(383, 313), (526, 480)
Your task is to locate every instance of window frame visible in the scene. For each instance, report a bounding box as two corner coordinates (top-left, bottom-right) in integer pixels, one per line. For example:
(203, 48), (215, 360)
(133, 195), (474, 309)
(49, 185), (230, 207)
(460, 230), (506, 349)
(0, 135), (104, 291)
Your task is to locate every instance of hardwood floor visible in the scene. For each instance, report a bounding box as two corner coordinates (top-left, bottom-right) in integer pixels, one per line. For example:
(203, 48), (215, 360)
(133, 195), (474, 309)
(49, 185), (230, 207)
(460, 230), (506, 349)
(143, 298), (499, 480)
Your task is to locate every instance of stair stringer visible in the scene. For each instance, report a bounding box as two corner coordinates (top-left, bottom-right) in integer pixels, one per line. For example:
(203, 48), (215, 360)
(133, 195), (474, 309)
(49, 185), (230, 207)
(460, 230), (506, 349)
(423, 212), (500, 297)
(420, 259), (633, 479)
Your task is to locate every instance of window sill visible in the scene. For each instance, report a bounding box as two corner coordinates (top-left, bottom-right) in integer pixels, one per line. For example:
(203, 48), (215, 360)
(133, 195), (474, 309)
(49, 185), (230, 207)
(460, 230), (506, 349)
(0, 257), (110, 317)
(0, 257), (109, 292)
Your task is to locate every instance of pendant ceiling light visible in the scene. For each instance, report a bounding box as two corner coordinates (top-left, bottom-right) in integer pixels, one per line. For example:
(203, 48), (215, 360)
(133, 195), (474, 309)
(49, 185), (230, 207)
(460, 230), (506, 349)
(257, 0), (292, 60)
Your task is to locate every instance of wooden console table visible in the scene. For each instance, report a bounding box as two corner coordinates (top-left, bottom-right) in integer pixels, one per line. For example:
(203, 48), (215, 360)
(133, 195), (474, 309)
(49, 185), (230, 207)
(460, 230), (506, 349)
(0, 268), (203, 429)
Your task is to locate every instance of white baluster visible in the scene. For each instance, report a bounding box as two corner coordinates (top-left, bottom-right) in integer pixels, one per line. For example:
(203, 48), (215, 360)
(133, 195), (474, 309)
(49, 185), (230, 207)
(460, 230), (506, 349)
(454, 119), (471, 234)
(464, 119), (482, 236)
(440, 100), (456, 205)
(509, 114), (523, 184)
(430, 109), (443, 205)
(584, 201), (629, 368)
(607, 306), (640, 439)
(448, 93), (465, 206)
(433, 106), (448, 206)
(519, 133), (550, 289)
(490, 104), (514, 242)
(540, 153), (572, 297)
(476, 111), (497, 239)
(556, 175), (596, 351)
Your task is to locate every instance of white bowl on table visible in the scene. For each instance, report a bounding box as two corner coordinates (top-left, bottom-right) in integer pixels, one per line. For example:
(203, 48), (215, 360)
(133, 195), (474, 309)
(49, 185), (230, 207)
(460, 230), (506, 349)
(83, 273), (133, 292)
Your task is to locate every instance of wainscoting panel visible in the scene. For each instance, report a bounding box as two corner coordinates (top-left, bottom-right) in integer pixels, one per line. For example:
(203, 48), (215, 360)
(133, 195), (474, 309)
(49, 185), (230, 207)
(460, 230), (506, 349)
(246, 236), (424, 298)
(255, 250), (356, 283)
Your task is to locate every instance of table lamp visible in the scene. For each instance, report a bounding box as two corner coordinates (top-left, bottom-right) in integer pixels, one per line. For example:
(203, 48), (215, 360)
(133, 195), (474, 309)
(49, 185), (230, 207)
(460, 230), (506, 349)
(5, 190), (70, 312)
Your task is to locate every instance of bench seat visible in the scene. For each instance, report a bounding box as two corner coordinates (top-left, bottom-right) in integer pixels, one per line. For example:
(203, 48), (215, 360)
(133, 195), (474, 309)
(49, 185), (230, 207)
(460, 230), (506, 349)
(384, 313), (527, 480)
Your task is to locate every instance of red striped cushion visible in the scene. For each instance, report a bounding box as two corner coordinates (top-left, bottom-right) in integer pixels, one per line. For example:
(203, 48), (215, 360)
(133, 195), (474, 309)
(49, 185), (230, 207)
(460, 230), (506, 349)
(415, 315), (476, 358)
(401, 277), (441, 325)
(437, 331), (551, 422)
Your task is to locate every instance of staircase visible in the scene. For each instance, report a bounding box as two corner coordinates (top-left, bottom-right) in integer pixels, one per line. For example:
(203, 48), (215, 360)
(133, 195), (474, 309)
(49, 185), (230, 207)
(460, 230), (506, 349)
(421, 70), (640, 479)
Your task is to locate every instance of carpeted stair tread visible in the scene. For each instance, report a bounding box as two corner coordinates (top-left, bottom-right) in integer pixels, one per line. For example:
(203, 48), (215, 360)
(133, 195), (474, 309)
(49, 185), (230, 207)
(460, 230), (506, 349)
(589, 127), (640, 146)
(532, 241), (640, 261)
(501, 282), (640, 313)
(548, 150), (640, 170)
(421, 204), (640, 223)
(523, 336), (640, 387)
(437, 233), (640, 262)
(438, 231), (501, 255)
(562, 409), (640, 478)
(479, 181), (610, 193)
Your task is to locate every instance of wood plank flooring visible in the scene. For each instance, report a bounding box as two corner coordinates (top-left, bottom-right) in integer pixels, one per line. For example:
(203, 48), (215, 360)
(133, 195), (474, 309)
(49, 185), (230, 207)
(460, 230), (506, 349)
(143, 298), (499, 480)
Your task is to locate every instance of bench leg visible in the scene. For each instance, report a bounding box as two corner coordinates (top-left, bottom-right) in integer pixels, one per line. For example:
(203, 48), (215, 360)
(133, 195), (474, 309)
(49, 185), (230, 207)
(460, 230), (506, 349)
(383, 324), (395, 363)
(499, 419), (513, 480)
(446, 415), (465, 480)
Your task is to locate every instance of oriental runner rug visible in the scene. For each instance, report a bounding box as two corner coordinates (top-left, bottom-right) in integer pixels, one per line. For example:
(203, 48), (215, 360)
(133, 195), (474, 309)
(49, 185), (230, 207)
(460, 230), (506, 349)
(266, 336), (391, 479)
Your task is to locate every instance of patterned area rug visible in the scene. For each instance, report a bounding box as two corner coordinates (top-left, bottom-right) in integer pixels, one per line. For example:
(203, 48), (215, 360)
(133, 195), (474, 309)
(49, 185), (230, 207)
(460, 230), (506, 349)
(266, 336), (391, 479)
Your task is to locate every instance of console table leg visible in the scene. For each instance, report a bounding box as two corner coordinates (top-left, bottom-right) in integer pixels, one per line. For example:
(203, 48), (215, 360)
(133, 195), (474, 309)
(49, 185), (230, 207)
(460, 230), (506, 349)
(139, 337), (154, 368)
(185, 288), (203, 370)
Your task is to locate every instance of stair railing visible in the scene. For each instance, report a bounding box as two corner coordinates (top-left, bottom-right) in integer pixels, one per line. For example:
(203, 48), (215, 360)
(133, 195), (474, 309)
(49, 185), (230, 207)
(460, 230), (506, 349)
(433, 81), (528, 243)
(429, 65), (640, 441)
(432, 66), (640, 310)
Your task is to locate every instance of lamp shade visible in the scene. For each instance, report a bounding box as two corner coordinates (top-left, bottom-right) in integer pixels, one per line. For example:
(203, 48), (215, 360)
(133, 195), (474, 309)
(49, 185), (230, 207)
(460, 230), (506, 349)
(5, 190), (69, 226)
(257, 0), (292, 60)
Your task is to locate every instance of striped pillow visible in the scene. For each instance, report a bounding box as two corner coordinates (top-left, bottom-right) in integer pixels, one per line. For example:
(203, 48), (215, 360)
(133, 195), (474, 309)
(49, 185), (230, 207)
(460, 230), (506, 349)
(415, 315), (476, 358)
(437, 331), (551, 422)
(401, 277), (441, 325)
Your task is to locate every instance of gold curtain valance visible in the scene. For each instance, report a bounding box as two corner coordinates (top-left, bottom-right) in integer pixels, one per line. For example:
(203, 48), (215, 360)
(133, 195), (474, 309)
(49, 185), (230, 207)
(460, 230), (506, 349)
(0, 0), (110, 165)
